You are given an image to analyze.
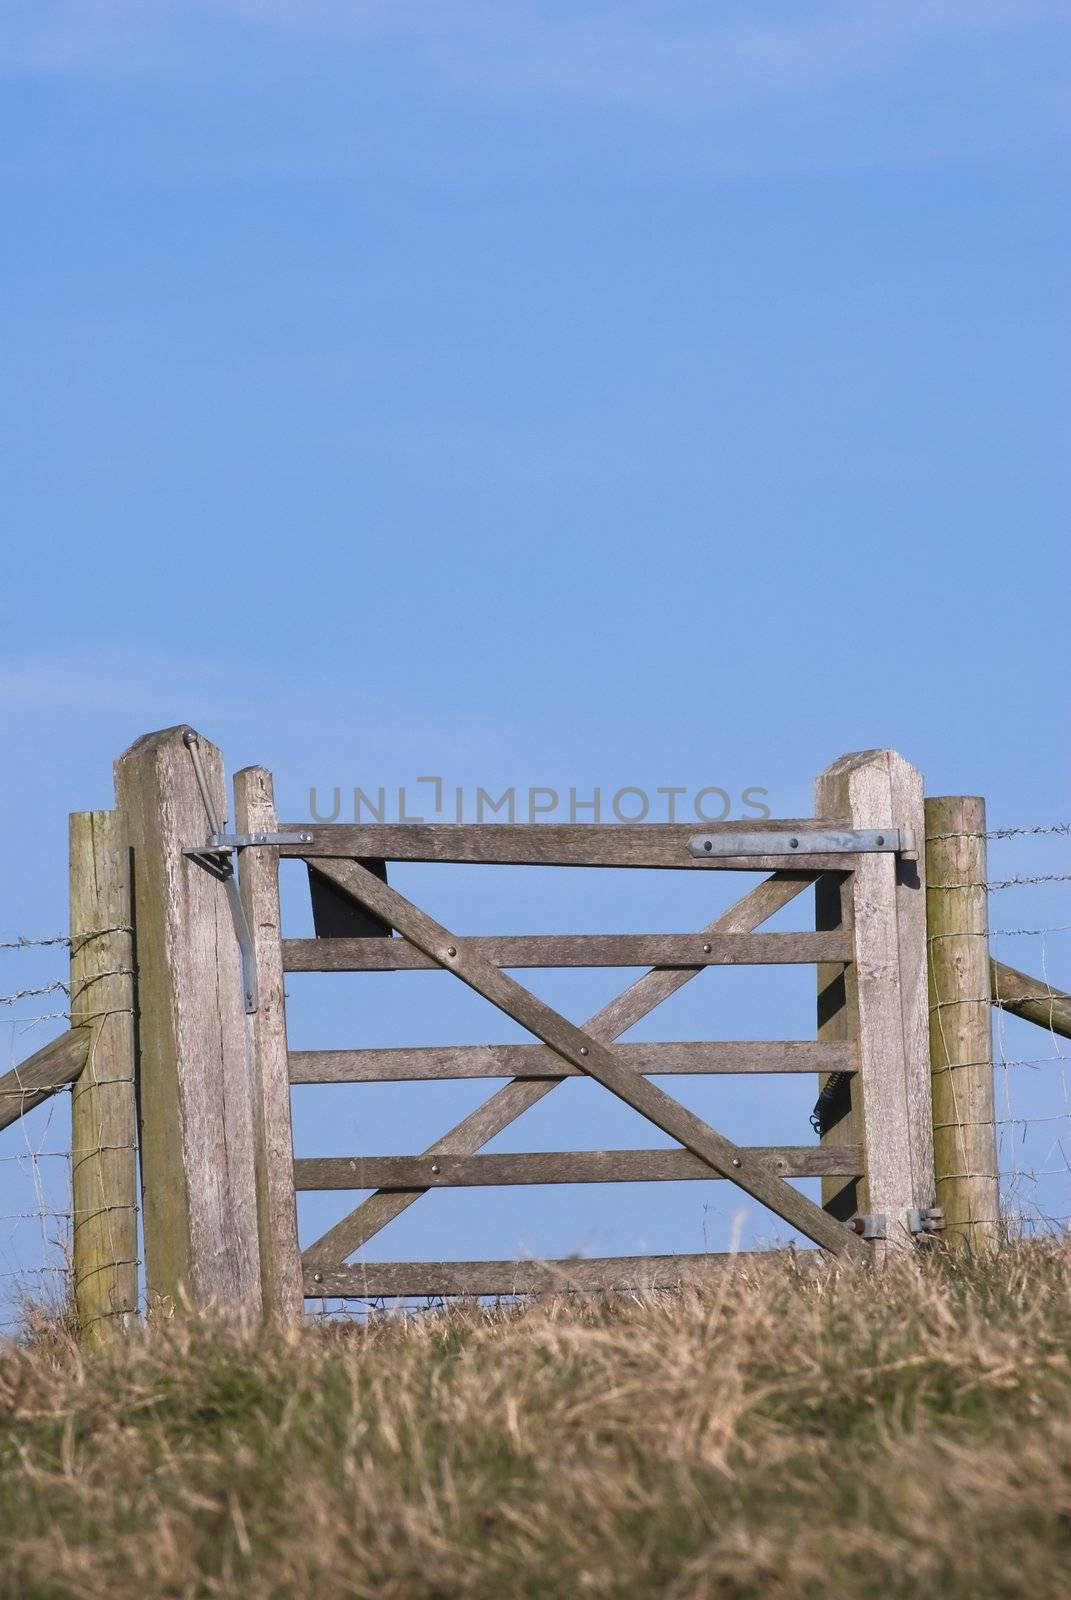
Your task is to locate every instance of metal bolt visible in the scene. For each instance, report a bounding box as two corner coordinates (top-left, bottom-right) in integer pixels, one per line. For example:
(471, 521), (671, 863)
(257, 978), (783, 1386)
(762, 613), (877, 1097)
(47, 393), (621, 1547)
(446, 946), (457, 958)
(313, 1271), (323, 1284)
(731, 1157), (742, 1168)
(579, 1046), (588, 1056)
(789, 837), (799, 848)
(431, 1162), (440, 1174)
(703, 840), (713, 852)
(876, 834), (885, 846)
(702, 943), (712, 954)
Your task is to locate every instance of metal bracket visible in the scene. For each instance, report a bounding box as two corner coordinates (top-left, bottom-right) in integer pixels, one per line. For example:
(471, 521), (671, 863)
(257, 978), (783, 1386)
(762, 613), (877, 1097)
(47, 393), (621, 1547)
(689, 827), (917, 860)
(184, 832), (315, 1010)
(850, 1207), (946, 1243)
(184, 830), (313, 876)
(849, 1212), (886, 1240)
(908, 1206), (946, 1239)
(181, 731), (313, 1015)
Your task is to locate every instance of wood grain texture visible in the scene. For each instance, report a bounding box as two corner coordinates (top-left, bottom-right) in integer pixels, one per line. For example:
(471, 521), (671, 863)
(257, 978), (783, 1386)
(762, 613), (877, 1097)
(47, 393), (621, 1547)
(305, 1252), (828, 1298)
(926, 797), (999, 1246)
(816, 751), (933, 1248)
(69, 810), (139, 1347)
(114, 726), (262, 1313)
(990, 958), (1071, 1039)
(284, 931), (848, 971)
(299, 860), (865, 1259)
(281, 823), (853, 871)
(0, 1029), (89, 1132)
(234, 767), (303, 1323)
(289, 1039), (857, 1083)
(295, 1145), (863, 1190)
(302, 871), (819, 1268)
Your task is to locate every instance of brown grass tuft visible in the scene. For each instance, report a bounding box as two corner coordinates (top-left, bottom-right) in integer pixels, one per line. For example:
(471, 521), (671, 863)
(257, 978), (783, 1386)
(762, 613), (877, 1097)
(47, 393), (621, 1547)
(1, 1243), (1069, 1598)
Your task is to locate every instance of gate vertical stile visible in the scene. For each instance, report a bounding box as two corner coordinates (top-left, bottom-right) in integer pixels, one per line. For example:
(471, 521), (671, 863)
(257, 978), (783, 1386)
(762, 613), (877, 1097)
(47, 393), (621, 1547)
(234, 766), (303, 1323)
(816, 751), (934, 1254)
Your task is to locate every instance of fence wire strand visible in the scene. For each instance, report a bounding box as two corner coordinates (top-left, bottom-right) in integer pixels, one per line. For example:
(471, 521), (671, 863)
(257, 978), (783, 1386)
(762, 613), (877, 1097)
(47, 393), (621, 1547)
(1, 929), (140, 1336)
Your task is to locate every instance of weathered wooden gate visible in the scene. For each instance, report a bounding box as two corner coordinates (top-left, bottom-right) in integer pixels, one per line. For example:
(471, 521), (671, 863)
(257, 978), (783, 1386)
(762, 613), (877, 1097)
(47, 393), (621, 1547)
(116, 728), (936, 1320)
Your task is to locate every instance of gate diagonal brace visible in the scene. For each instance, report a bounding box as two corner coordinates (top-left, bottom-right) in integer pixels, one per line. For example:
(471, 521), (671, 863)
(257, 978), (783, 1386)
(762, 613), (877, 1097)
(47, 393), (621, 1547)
(180, 730), (313, 1014)
(305, 857), (867, 1261)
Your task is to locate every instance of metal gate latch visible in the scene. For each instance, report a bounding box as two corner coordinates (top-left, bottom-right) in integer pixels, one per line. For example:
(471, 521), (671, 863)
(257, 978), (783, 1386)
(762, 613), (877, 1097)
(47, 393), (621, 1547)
(180, 731), (314, 1014)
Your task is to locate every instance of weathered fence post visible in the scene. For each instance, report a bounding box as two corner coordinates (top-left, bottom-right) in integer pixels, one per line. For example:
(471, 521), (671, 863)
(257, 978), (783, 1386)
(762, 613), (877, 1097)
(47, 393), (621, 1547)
(69, 810), (139, 1346)
(115, 726), (262, 1314)
(925, 796), (999, 1247)
(234, 766), (303, 1323)
(816, 751), (933, 1248)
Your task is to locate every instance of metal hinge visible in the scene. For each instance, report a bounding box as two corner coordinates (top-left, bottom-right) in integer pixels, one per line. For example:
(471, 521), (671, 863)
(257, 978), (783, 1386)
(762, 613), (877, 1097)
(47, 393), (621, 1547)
(849, 1207), (946, 1242)
(689, 827), (917, 860)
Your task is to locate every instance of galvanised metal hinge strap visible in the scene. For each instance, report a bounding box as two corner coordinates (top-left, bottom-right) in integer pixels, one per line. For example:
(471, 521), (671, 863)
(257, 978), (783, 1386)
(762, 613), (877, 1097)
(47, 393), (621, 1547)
(688, 827), (917, 860)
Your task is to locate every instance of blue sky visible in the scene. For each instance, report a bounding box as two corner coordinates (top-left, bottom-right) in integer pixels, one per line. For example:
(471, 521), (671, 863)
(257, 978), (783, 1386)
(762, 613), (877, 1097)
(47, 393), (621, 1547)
(1, 2), (1069, 1314)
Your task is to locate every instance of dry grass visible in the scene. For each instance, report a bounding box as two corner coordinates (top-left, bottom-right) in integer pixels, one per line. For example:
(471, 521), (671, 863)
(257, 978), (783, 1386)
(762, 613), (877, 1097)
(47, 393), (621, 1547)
(1, 1243), (1069, 1599)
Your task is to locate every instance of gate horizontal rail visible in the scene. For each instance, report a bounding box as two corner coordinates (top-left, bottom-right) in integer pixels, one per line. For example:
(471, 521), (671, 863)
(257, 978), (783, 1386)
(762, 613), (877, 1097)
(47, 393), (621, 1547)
(282, 931), (851, 972)
(306, 1253), (827, 1298)
(295, 1145), (863, 1190)
(278, 822), (860, 871)
(288, 1039), (858, 1083)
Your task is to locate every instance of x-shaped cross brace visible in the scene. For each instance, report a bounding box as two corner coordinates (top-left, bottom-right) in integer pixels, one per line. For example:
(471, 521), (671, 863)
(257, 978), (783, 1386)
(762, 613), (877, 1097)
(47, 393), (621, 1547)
(300, 860), (865, 1265)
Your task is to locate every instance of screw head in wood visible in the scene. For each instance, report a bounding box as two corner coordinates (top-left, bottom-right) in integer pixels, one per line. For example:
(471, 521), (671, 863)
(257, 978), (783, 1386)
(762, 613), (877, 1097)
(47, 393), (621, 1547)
(446, 946), (457, 958)
(702, 943), (712, 954)
(579, 1046), (588, 1055)
(731, 1157), (742, 1168)
(431, 1162), (441, 1174)
(313, 1272), (323, 1284)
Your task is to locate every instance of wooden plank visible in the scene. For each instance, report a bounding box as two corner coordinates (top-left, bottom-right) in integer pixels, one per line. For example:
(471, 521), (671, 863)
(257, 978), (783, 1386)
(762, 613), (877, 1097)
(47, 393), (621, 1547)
(115, 726), (262, 1313)
(299, 860), (866, 1259)
(990, 958), (1071, 1039)
(289, 1039), (857, 1083)
(302, 871), (818, 1267)
(234, 767), (303, 1324)
(295, 1145), (863, 1190)
(306, 1251), (827, 1298)
(816, 751), (933, 1250)
(0, 1029), (89, 1133)
(69, 810), (139, 1348)
(926, 797), (999, 1247)
(280, 823), (851, 871)
(283, 930), (849, 972)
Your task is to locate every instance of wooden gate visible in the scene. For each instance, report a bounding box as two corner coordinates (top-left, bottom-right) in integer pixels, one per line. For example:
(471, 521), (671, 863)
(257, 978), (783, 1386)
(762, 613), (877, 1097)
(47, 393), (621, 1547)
(116, 730), (935, 1320)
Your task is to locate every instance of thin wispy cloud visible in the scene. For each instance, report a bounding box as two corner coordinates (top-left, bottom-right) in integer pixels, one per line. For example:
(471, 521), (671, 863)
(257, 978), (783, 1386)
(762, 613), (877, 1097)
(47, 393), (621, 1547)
(1, 1), (1063, 105)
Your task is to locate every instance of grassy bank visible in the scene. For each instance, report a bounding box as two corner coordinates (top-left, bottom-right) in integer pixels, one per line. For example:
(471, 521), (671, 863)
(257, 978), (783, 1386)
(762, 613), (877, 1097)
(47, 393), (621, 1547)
(1, 1244), (1069, 1599)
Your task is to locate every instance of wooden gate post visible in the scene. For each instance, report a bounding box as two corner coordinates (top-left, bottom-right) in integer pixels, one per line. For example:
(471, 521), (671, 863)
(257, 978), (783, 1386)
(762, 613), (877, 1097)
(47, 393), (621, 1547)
(925, 796), (999, 1247)
(816, 751), (934, 1248)
(115, 726), (262, 1314)
(69, 810), (139, 1347)
(234, 766), (303, 1323)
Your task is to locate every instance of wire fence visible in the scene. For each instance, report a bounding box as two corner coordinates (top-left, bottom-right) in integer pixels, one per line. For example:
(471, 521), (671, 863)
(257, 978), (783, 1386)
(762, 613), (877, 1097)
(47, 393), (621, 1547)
(986, 824), (1071, 1233)
(0, 939), (76, 1335)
